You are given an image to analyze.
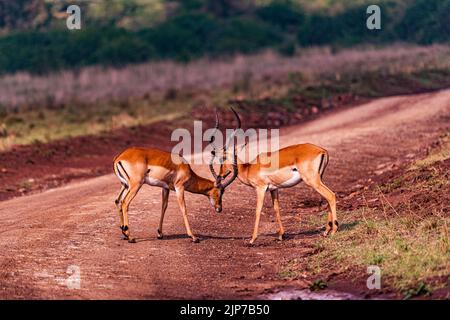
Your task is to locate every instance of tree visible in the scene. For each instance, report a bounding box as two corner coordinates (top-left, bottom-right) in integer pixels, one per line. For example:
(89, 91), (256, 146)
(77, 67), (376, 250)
(0, 0), (47, 31)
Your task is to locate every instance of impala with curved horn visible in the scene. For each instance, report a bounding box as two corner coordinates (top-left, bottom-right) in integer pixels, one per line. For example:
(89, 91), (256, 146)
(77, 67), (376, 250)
(209, 107), (241, 190)
(213, 109), (337, 244)
(113, 110), (240, 243)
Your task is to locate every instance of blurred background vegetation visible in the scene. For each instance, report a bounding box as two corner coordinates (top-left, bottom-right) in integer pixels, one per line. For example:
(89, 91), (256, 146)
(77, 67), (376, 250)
(0, 0), (449, 149)
(0, 0), (449, 74)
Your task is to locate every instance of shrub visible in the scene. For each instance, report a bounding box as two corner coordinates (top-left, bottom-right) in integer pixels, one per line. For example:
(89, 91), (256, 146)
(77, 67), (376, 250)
(139, 12), (219, 61)
(93, 36), (155, 66)
(298, 5), (389, 46)
(212, 18), (282, 54)
(396, 0), (450, 44)
(256, 1), (305, 31)
(298, 15), (337, 46)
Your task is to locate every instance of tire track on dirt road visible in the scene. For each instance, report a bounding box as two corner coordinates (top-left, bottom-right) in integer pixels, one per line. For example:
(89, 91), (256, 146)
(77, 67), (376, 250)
(0, 89), (449, 299)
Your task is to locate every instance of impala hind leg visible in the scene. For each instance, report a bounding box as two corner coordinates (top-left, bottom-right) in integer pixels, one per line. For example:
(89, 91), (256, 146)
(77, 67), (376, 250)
(250, 186), (267, 244)
(120, 183), (142, 242)
(157, 188), (169, 239)
(115, 185), (126, 208)
(302, 176), (337, 236)
(270, 189), (285, 240)
(175, 187), (198, 243)
(115, 184), (127, 227)
(319, 182), (337, 236)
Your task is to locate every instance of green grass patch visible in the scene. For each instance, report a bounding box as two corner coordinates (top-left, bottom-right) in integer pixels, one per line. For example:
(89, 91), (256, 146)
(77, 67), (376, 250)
(307, 138), (450, 294)
(310, 279), (328, 291)
(277, 258), (300, 280)
(0, 99), (187, 149)
(411, 133), (450, 170)
(307, 209), (449, 292)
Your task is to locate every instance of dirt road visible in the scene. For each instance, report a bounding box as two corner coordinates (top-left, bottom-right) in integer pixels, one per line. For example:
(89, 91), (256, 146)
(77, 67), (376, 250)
(0, 89), (449, 299)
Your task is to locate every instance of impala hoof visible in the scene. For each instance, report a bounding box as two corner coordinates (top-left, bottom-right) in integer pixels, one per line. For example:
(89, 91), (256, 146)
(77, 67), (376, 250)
(192, 237), (200, 243)
(128, 238), (137, 243)
(323, 221), (338, 237)
(323, 230), (337, 237)
(333, 220), (339, 233)
(323, 221), (333, 237)
(157, 229), (163, 239)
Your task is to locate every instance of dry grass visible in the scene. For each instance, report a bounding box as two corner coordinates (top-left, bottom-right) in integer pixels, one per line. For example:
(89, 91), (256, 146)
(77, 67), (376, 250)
(1, 44), (449, 112)
(0, 44), (449, 150)
(0, 99), (184, 150)
(309, 206), (449, 294)
(411, 134), (450, 170)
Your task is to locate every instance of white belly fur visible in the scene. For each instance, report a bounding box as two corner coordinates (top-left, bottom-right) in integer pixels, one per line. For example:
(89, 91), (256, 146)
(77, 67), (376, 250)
(268, 170), (302, 190)
(145, 176), (169, 189)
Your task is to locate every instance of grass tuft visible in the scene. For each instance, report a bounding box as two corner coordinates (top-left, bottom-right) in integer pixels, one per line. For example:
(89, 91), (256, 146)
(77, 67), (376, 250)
(310, 279), (328, 291)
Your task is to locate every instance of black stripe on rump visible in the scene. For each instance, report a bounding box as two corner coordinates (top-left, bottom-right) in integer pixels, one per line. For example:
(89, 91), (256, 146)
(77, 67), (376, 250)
(116, 161), (130, 187)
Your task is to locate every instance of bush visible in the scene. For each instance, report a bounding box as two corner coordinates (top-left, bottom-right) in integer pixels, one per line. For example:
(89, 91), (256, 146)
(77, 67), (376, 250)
(396, 0), (450, 44)
(297, 15), (337, 46)
(256, 1), (304, 31)
(212, 18), (282, 54)
(139, 12), (219, 61)
(298, 4), (393, 46)
(277, 41), (296, 56)
(93, 36), (155, 66)
(0, 30), (70, 74)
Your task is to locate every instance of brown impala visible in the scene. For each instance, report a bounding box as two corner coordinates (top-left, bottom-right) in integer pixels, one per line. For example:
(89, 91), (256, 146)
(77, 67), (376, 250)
(113, 110), (241, 243)
(212, 110), (338, 244)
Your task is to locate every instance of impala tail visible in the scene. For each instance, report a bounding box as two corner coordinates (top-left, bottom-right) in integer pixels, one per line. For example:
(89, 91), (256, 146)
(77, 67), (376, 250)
(318, 151), (329, 180)
(114, 160), (129, 188)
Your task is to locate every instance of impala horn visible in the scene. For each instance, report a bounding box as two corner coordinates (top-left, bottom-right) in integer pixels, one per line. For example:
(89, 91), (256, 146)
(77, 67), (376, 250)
(209, 109), (220, 181)
(208, 107), (241, 189)
(219, 107), (241, 189)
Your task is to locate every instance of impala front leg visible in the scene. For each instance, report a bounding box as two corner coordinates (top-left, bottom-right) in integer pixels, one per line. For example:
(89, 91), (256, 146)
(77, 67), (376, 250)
(175, 187), (199, 243)
(250, 186), (267, 244)
(270, 189), (284, 240)
(157, 188), (169, 239)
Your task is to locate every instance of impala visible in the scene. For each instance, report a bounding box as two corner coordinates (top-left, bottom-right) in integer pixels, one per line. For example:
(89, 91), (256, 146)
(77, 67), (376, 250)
(212, 110), (338, 244)
(113, 110), (240, 243)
